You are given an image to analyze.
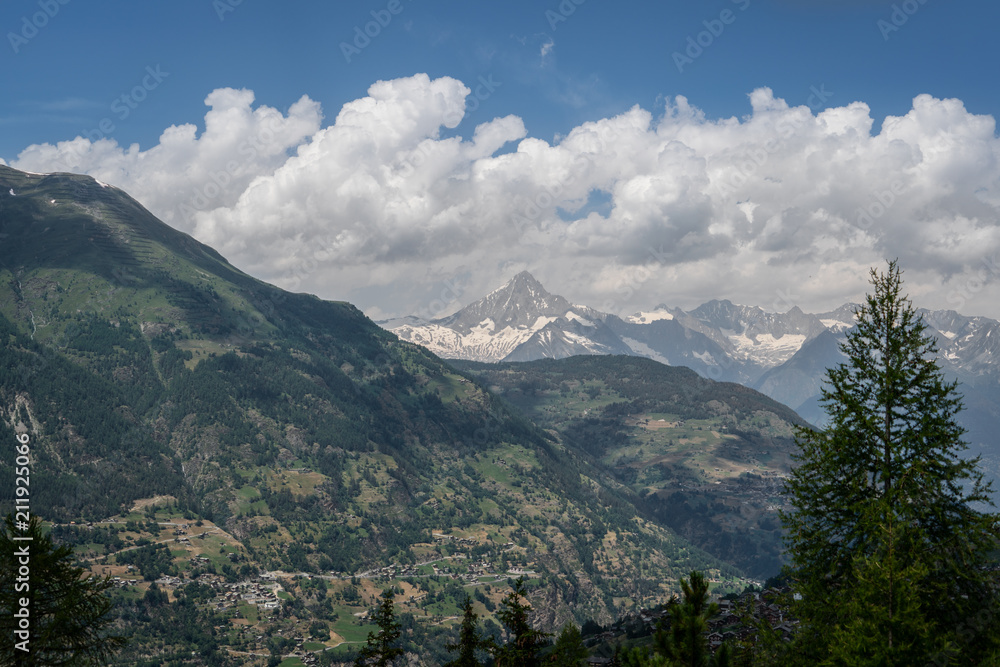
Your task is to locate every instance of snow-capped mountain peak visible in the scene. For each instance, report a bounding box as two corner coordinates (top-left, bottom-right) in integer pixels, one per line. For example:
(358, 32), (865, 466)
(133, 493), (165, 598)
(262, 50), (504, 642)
(626, 306), (675, 324)
(440, 271), (572, 334)
(380, 272), (631, 362)
(380, 275), (1000, 391)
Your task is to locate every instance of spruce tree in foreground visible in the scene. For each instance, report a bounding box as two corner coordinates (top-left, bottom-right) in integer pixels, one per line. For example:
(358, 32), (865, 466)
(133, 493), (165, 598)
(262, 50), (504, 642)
(781, 260), (1000, 664)
(659, 570), (718, 666)
(550, 622), (588, 666)
(354, 588), (404, 667)
(444, 596), (492, 667)
(623, 571), (732, 667)
(492, 577), (550, 667)
(0, 515), (125, 665)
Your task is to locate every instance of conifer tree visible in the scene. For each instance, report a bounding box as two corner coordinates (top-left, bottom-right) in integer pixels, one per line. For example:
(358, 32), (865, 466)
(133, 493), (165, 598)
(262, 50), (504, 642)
(0, 515), (125, 665)
(624, 571), (730, 667)
(550, 622), (588, 666)
(354, 588), (404, 667)
(655, 571), (719, 667)
(492, 577), (550, 667)
(444, 596), (492, 667)
(781, 260), (1000, 663)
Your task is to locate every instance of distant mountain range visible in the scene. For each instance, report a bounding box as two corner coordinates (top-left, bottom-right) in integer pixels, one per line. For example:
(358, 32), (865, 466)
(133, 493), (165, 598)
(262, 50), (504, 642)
(380, 270), (1000, 388)
(380, 271), (851, 380)
(381, 272), (1000, 494)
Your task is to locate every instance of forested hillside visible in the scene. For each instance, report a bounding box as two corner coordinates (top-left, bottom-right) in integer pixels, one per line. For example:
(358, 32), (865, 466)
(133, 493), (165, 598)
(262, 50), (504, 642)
(453, 356), (807, 579)
(0, 167), (770, 663)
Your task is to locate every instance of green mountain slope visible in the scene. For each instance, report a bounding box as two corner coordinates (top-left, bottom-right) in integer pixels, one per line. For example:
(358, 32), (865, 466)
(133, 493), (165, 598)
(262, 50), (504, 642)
(0, 166), (751, 654)
(452, 356), (808, 578)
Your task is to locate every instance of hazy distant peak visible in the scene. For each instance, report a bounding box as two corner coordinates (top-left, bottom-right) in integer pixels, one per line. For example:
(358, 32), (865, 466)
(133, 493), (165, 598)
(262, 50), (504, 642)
(439, 271), (570, 333)
(485, 270), (548, 298)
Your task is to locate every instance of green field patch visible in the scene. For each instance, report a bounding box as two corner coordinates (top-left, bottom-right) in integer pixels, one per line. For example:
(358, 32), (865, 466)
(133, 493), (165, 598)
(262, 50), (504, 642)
(236, 498), (269, 515)
(602, 413), (751, 484)
(478, 498), (500, 517)
(424, 599), (462, 617)
(266, 468), (327, 497)
(474, 457), (511, 486)
(175, 339), (228, 369)
(237, 601), (258, 623)
(77, 543), (106, 556)
(236, 485), (260, 501)
(427, 372), (474, 403)
(333, 619), (377, 643)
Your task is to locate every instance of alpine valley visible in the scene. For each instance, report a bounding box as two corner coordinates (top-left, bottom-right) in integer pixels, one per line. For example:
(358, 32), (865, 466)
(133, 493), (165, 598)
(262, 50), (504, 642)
(383, 271), (1000, 502)
(0, 165), (996, 665)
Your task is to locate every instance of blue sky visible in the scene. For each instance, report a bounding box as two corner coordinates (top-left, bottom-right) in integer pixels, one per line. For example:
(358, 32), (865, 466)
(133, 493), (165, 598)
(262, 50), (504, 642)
(3, 0), (1000, 319)
(3, 1), (992, 156)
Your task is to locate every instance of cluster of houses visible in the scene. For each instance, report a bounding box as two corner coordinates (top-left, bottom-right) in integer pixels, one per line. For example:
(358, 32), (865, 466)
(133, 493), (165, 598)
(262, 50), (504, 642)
(150, 573), (284, 611)
(110, 576), (139, 589)
(427, 557), (533, 585)
(244, 632), (320, 666)
(703, 594), (797, 649)
(452, 558), (496, 583)
(431, 532), (480, 547)
(221, 580), (283, 610)
(356, 564), (414, 579)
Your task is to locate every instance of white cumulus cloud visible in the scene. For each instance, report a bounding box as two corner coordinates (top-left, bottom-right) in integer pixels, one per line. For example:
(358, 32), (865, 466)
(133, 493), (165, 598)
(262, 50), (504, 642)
(8, 74), (1000, 320)
(12, 88), (323, 231)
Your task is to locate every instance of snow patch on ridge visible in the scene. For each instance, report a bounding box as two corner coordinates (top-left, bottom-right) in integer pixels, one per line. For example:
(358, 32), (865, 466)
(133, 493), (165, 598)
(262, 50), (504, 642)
(693, 350), (715, 364)
(820, 318), (854, 333)
(627, 309), (674, 324)
(391, 313), (565, 361)
(621, 337), (670, 365)
(726, 333), (807, 366)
